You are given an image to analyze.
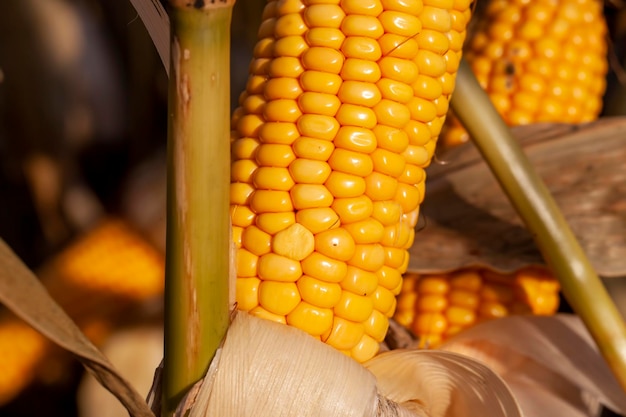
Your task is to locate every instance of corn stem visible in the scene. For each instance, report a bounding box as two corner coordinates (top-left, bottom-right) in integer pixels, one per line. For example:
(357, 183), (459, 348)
(451, 59), (626, 392)
(163, 3), (233, 415)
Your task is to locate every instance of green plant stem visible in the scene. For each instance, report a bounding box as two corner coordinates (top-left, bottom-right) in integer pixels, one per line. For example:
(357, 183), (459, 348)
(450, 59), (626, 392)
(163, 4), (233, 416)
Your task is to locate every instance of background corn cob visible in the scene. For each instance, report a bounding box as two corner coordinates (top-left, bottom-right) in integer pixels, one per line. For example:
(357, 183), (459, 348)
(230, 0), (473, 362)
(0, 218), (164, 406)
(394, 266), (561, 348)
(440, 0), (608, 148)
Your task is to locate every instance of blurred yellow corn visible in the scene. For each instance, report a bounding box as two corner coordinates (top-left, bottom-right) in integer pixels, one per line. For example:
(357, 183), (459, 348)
(0, 218), (164, 406)
(394, 267), (561, 348)
(441, 0), (608, 147)
(230, 0), (474, 362)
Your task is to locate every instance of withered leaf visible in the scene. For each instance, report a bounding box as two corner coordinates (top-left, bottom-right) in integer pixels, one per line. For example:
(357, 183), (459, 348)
(409, 117), (626, 277)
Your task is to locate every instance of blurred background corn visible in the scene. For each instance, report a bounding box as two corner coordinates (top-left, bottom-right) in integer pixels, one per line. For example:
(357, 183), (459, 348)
(0, 218), (164, 407)
(440, 0), (608, 148)
(394, 267), (561, 348)
(230, 0), (474, 362)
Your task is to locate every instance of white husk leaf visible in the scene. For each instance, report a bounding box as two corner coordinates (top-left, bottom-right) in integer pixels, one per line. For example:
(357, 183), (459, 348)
(128, 0), (170, 73)
(364, 349), (523, 417)
(440, 314), (626, 417)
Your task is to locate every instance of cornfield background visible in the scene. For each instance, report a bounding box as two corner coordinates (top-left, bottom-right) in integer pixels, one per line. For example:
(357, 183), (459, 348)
(0, 0), (625, 416)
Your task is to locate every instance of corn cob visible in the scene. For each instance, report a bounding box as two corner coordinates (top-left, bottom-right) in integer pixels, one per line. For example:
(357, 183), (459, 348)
(440, 0), (608, 147)
(0, 218), (164, 406)
(230, 0), (473, 362)
(394, 267), (561, 348)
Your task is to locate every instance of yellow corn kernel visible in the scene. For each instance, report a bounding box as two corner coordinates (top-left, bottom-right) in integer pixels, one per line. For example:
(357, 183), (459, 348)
(255, 212), (296, 235)
(334, 291), (374, 322)
(259, 281), (301, 315)
(257, 253), (302, 282)
(272, 223), (315, 261)
(286, 302), (334, 335)
(331, 196), (374, 224)
(314, 228), (357, 261)
(322, 317), (365, 350)
(297, 274), (342, 308)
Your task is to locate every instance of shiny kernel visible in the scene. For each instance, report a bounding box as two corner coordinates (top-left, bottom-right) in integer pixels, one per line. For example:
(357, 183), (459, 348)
(370, 148), (406, 178)
(249, 58), (270, 76)
(371, 201), (401, 225)
(447, 306), (476, 327)
(376, 78), (413, 104)
(343, 218), (385, 244)
(253, 167), (295, 191)
(338, 81), (382, 107)
(268, 57), (304, 78)
(379, 57), (418, 84)
(341, 15), (384, 38)
(340, 265), (379, 296)
(378, 33), (419, 59)
(419, 6), (451, 32)
(249, 190), (293, 213)
(273, 35), (308, 58)
(300, 93), (342, 118)
(383, 246), (407, 269)
(351, 334), (380, 362)
(246, 75), (267, 96)
(231, 204), (256, 227)
(242, 94), (266, 115)
(407, 96), (438, 124)
(236, 248), (258, 278)
(336, 104), (377, 129)
(274, 13), (307, 37)
(236, 277), (260, 310)
(398, 163), (425, 184)
(303, 4), (345, 28)
(272, 223), (315, 261)
(315, 228), (356, 261)
(325, 171), (367, 198)
(230, 182), (254, 205)
(297, 114), (341, 141)
(287, 302), (333, 335)
(371, 286), (396, 316)
(415, 50), (447, 77)
(365, 172), (398, 201)
(293, 137), (335, 161)
(348, 244), (385, 272)
(412, 312), (447, 335)
(301, 252), (348, 283)
(259, 281), (301, 315)
(328, 148), (374, 177)
(340, 0), (383, 16)
(253, 38), (274, 58)
(377, 265), (403, 291)
(334, 126), (377, 153)
(232, 138), (260, 160)
(255, 212), (296, 235)
(265, 77), (302, 100)
(373, 125), (409, 154)
(380, 221), (411, 247)
(289, 159), (331, 184)
(255, 144), (295, 168)
(341, 37), (382, 60)
(364, 309), (389, 342)
(381, 0), (423, 14)
(449, 289), (480, 310)
(300, 71), (343, 95)
(416, 29), (450, 55)
(379, 11), (422, 37)
(322, 317), (365, 350)
(237, 114), (265, 137)
(250, 306), (286, 324)
(402, 145), (430, 166)
(302, 47), (344, 74)
(341, 59), (381, 83)
(264, 99), (302, 123)
(258, 252), (303, 282)
(335, 291), (374, 322)
(276, 0), (306, 16)
(296, 207), (340, 234)
(373, 99), (411, 129)
(395, 182), (421, 212)
(290, 184), (334, 209)
(418, 275), (450, 294)
(242, 225), (272, 256)
(259, 122), (299, 145)
(297, 274), (342, 308)
(304, 28), (345, 49)
(331, 196), (373, 224)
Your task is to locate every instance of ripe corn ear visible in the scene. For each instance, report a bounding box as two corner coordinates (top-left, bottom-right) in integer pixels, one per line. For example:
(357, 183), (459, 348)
(394, 267), (561, 348)
(441, 0), (608, 147)
(230, 0), (473, 362)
